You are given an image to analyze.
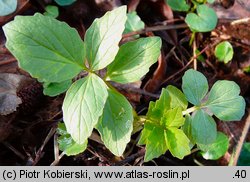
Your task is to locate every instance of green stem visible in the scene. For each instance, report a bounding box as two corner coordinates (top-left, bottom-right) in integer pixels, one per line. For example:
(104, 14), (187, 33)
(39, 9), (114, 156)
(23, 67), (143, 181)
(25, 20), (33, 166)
(189, 32), (196, 46)
(182, 106), (197, 115)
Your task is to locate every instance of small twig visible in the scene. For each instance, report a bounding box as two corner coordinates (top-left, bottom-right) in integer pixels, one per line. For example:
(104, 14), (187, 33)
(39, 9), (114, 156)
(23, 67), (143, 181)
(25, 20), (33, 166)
(0, 58), (17, 66)
(31, 126), (57, 165)
(50, 152), (65, 166)
(112, 83), (160, 98)
(2, 141), (26, 161)
(161, 58), (194, 86)
(193, 35), (197, 70)
(112, 148), (145, 166)
(53, 133), (59, 163)
(232, 109), (250, 166)
(159, 155), (185, 166)
(161, 40), (219, 86)
(122, 24), (188, 38)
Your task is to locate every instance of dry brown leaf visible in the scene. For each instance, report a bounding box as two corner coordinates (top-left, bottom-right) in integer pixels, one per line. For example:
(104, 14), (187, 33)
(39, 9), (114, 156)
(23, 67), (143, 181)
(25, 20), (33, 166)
(0, 73), (32, 115)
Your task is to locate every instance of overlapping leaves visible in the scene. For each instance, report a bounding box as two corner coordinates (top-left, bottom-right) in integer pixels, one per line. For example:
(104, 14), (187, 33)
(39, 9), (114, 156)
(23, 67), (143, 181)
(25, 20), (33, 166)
(3, 6), (161, 157)
(182, 69), (245, 145)
(139, 88), (190, 161)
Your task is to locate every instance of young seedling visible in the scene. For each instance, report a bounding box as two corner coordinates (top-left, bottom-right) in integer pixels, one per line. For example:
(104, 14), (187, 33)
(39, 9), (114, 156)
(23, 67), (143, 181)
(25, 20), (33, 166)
(215, 41), (234, 63)
(138, 69), (245, 161)
(3, 6), (162, 156)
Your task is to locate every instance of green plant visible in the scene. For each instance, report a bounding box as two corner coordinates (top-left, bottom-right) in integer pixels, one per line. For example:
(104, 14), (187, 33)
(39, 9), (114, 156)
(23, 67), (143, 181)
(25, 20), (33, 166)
(0, 0), (17, 16)
(44, 5), (59, 18)
(215, 41), (234, 63)
(54, 0), (76, 6)
(165, 0), (217, 32)
(3, 6), (162, 156)
(138, 69), (245, 161)
(3, 5), (246, 163)
(238, 142), (250, 166)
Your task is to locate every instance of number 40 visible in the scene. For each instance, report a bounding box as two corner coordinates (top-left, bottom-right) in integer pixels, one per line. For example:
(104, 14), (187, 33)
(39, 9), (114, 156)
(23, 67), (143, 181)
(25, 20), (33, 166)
(234, 170), (246, 178)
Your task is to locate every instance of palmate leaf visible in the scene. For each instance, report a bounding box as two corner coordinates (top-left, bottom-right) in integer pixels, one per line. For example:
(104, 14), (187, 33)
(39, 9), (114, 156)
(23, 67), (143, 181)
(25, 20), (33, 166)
(139, 89), (190, 161)
(85, 6), (127, 71)
(96, 89), (133, 156)
(3, 13), (85, 83)
(62, 73), (108, 144)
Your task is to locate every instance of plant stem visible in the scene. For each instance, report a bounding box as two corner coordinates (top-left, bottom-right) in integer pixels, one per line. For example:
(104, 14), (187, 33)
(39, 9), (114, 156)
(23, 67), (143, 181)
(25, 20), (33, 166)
(122, 23), (188, 38)
(182, 106), (197, 115)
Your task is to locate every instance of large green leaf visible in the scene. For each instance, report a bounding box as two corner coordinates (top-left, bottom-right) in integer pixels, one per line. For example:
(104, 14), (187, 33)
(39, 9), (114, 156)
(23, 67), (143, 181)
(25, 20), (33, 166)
(205, 80), (246, 121)
(165, 0), (190, 12)
(182, 69), (208, 106)
(62, 73), (108, 144)
(85, 6), (127, 71)
(191, 109), (217, 145)
(144, 126), (168, 162)
(106, 37), (162, 83)
(96, 89), (133, 156)
(3, 13), (85, 82)
(43, 80), (72, 97)
(185, 5), (217, 32)
(166, 85), (188, 110)
(0, 0), (17, 16)
(57, 123), (87, 156)
(124, 11), (145, 37)
(165, 127), (190, 159)
(199, 132), (229, 160)
(146, 88), (171, 122)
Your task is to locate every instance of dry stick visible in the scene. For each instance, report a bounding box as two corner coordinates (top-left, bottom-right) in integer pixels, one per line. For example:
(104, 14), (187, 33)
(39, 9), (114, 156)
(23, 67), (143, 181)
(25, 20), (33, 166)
(53, 133), (59, 164)
(122, 24), (188, 38)
(112, 148), (145, 166)
(31, 126), (57, 166)
(161, 40), (219, 86)
(0, 58), (17, 66)
(233, 109), (250, 166)
(50, 152), (65, 166)
(2, 141), (26, 161)
(193, 35), (197, 70)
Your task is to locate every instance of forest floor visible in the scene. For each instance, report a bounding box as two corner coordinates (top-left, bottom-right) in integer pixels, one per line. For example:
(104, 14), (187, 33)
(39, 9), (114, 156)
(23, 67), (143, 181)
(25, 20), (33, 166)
(0, 0), (249, 166)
